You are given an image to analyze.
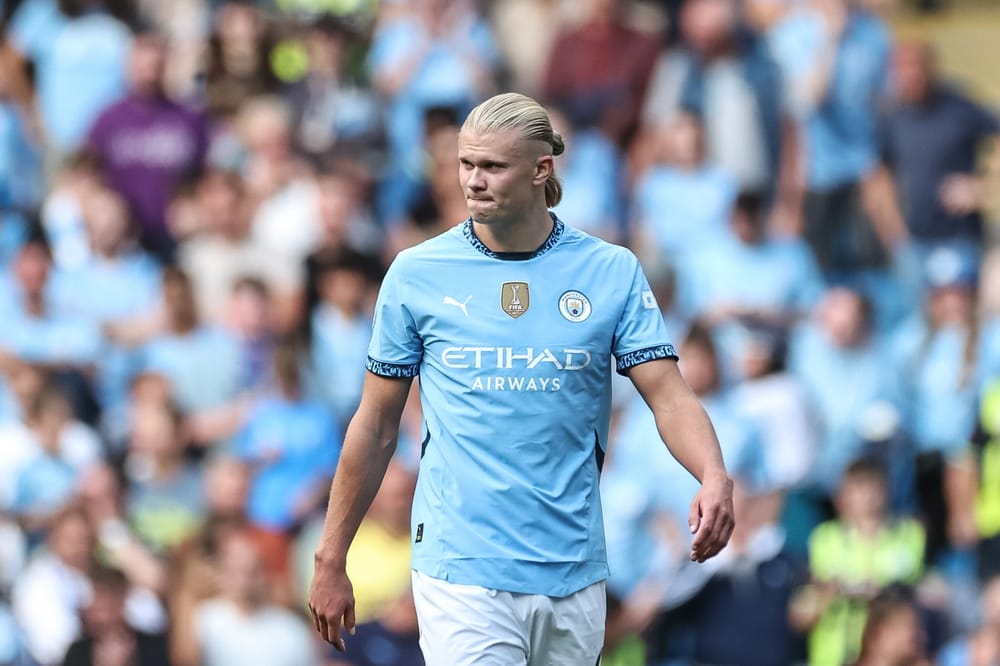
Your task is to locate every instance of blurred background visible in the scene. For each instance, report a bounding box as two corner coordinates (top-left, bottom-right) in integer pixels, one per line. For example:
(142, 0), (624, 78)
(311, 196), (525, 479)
(0, 0), (998, 664)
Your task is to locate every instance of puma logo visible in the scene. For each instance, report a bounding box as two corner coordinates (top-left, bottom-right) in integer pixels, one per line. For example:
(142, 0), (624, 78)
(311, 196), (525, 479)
(443, 295), (472, 317)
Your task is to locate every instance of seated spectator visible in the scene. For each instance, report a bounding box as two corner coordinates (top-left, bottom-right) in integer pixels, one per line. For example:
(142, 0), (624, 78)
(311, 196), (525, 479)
(0, 228), (103, 390)
(326, 587), (423, 666)
(203, 1), (279, 120)
(302, 165), (383, 319)
(192, 530), (319, 666)
(602, 325), (766, 617)
(790, 287), (906, 496)
(124, 401), (205, 554)
(8, 386), (99, 531)
(547, 107), (625, 243)
(178, 169), (302, 327)
(854, 587), (931, 666)
(235, 340), (340, 553)
(139, 267), (243, 417)
(295, 457), (413, 631)
(55, 186), (161, 424)
(240, 96), (323, 268)
(12, 506), (96, 666)
(678, 191), (823, 376)
(939, 576), (1000, 666)
(61, 565), (170, 666)
(790, 459), (925, 666)
(224, 276), (277, 397)
(689, 483), (808, 666)
(730, 324), (817, 503)
(87, 30), (209, 262)
(76, 463), (167, 600)
(308, 251), (379, 428)
(631, 111), (736, 267)
(284, 17), (384, 164)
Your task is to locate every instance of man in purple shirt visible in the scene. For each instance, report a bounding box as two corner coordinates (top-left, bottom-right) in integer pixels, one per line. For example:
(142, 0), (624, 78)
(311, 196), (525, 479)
(88, 31), (209, 262)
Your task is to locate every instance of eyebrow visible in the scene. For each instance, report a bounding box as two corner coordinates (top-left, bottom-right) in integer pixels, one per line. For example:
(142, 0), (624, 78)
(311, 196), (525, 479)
(459, 156), (510, 168)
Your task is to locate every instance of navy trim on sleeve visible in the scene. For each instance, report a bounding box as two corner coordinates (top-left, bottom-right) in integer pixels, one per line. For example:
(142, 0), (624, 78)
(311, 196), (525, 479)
(366, 357), (420, 378)
(615, 344), (679, 375)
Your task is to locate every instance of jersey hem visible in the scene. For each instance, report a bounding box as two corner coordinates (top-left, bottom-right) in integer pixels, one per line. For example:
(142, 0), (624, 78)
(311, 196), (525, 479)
(411, 558), (609, 598)
(615, 343), (679, 375)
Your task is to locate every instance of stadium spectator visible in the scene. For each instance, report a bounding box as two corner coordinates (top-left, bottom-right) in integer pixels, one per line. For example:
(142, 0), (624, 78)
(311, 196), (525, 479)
(87, 30), (209, 262)
(641, 0), (790, 197)
(138, 267), (243, 418)
(543, 0), (659, 146)
(871, 41), (998, 251)
(12, 505), (96, 665)
(123, 401), (204, 554)
(61, 565), (170, 666)
(234, 338), (341, 587)
(789, 286), (907, 508)
(939, 576), (1000, 666)
(854, 587), (931, 666)
(283, 16), (384, 164)
(891, 245), (983, 562)
(631, 111), (736, 267)
(8, 0), (132, 156)
(769, 0), (893, 275)
(790, 459), (925, 666)
(202, 0), (279, 120)
(677, 190), (823, 377)
(688, 483), (807, 666)
(177, 169), (300, 327)
(325, 586), (424, 666)
(368, 0), (500, 222)
(547, 106), (625, 243)
(308, 251), (378, 428)
(191, 529), (319, 666)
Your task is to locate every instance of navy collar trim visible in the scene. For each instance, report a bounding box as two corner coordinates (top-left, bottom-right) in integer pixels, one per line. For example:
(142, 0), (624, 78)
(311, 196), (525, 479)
(462, 214), (564, 261)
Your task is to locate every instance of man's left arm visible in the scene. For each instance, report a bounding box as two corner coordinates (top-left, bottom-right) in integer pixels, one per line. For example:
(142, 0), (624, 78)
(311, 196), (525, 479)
(627, 358), (735, 563)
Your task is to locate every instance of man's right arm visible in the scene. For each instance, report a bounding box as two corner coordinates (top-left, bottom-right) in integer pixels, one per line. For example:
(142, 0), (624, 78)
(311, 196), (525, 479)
(308, 371), (414, 651)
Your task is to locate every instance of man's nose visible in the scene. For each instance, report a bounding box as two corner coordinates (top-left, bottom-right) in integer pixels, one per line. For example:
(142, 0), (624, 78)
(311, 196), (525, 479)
(467, 168), (487, 190)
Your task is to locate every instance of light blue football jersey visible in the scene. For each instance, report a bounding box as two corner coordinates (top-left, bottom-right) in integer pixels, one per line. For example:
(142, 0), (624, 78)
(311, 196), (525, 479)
(367, 216), (676, 597)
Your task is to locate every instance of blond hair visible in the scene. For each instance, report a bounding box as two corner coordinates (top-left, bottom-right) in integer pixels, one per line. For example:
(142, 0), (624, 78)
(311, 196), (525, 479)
(462, 93), (565, 208)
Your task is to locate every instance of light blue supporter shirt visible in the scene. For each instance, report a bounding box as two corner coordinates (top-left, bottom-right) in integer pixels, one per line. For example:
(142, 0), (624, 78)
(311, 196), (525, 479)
(366, 217), (676, 597)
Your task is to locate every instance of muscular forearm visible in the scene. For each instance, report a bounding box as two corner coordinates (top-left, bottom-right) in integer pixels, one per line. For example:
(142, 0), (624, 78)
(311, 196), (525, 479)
(653, 392), (727, 484)
(314, 417), (399, 568)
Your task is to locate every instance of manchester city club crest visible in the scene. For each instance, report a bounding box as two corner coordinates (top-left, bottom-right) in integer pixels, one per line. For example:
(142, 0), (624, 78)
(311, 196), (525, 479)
(501, 281), (529, 318)
(559, 290), (591, 322)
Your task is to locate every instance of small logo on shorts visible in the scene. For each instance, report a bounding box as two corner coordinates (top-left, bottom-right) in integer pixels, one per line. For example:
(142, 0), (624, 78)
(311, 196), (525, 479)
(415, 523), (423, 543)
(501, 282), (529, 318)
(559, 290), (592, 322)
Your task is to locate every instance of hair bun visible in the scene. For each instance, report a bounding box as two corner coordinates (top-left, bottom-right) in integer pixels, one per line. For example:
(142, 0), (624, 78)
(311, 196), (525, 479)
(551, 132), (565, 156)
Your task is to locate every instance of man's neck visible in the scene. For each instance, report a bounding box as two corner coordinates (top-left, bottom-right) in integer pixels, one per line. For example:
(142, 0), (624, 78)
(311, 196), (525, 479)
(472, 208), (554, 254)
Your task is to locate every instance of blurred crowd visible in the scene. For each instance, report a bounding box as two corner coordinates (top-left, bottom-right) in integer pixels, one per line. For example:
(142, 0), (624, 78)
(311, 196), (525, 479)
(0, 0), (998, 664)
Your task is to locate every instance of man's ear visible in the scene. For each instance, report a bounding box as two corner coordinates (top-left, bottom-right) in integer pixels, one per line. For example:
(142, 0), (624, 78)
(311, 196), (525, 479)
(533, 155), (554, 187)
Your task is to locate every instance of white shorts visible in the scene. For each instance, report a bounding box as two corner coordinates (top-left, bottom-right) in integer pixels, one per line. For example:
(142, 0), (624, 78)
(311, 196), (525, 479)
(411, 569), (606, 666)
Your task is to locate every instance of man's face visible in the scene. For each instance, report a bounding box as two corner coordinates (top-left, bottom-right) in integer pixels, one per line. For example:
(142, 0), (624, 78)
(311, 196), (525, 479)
(458, 129), (550, 225)
(894, 43), (934, 103)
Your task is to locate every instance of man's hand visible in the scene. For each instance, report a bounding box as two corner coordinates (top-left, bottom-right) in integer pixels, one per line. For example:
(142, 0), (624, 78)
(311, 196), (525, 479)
(688, 471), (735, 563)
(939, 173), (983, 216)
(308, 556), (357, 652)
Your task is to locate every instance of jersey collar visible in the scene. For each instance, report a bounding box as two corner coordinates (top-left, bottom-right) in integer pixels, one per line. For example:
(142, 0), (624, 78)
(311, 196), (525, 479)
(462, 213), (565, 261)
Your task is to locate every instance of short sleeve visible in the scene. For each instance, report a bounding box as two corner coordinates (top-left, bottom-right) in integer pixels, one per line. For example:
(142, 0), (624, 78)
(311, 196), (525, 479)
(366, 257), (422, 378)
(612, 253), (677, 375)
